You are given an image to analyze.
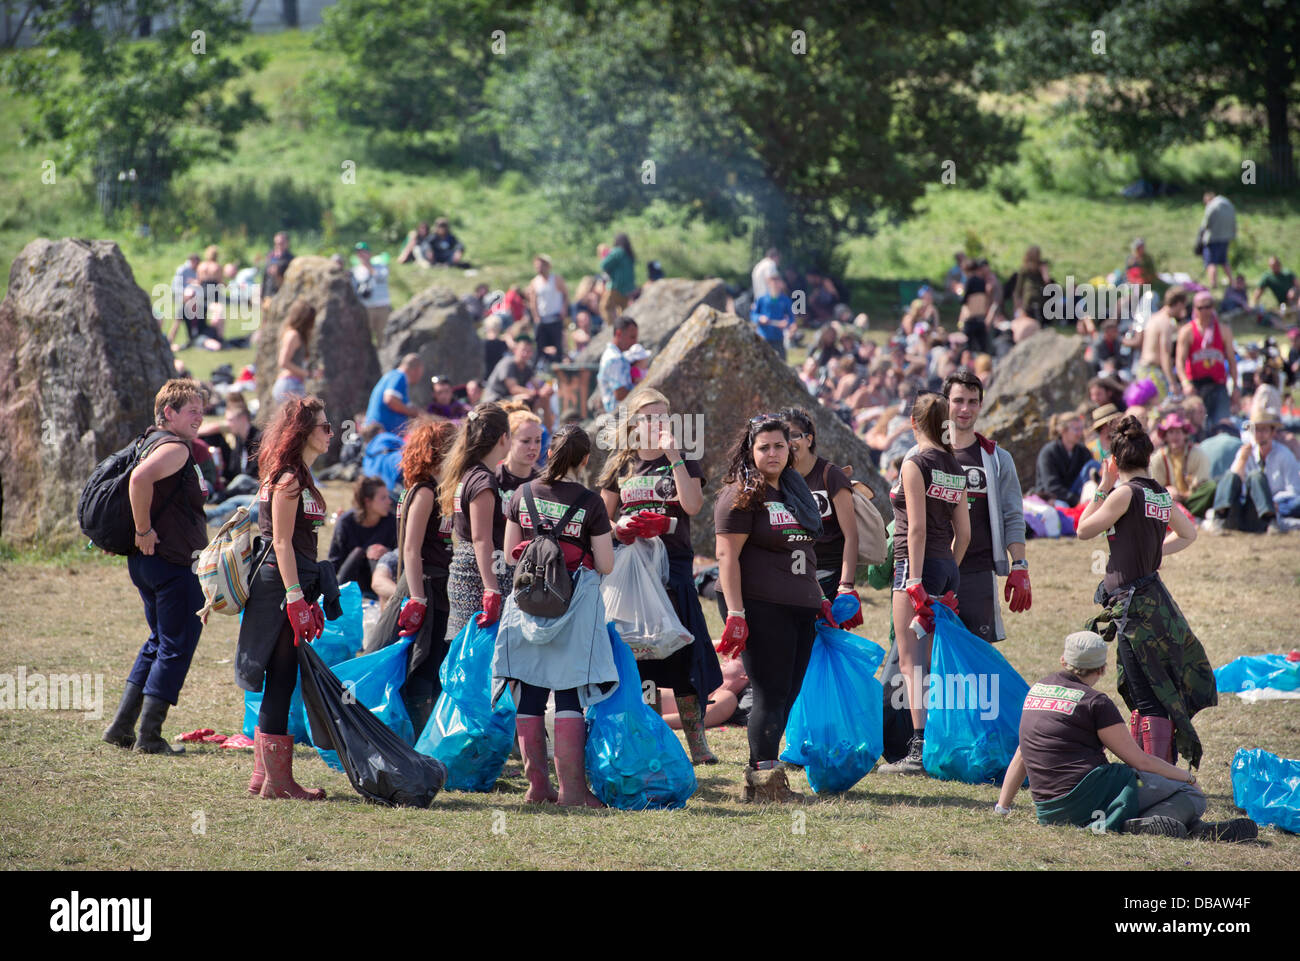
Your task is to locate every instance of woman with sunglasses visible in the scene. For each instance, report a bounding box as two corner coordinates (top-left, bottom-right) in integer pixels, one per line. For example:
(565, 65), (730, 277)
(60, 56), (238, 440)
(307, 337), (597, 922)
(779, 407), (863, 628)
(876, 391), (970, 776)
(1175, 293), (1238, 428)
(236, 397), (335, 801)
(598, 389), (723, 765)
(715, 414), (835, 802)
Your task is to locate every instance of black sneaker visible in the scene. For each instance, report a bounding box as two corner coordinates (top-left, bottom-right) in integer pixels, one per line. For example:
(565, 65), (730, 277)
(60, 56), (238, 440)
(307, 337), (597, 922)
(1122, 815), (1189, 838)
(1191, 818), (1258, 843)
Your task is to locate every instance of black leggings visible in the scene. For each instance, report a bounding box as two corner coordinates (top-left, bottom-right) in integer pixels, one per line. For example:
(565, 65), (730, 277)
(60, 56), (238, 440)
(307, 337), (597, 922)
(739, 597), (817, 767)
(1117, 635), (1167, 718)
(334, 547), (375, 596)
(516, 683), (580, 716)
(258, 622), (299, 736)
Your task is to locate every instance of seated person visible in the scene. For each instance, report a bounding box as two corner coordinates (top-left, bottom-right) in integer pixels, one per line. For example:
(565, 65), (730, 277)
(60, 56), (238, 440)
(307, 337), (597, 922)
(1151, 413), (1215, 518)
(1124, 237), (1157, 286)
(485, 335), (552, 407)
(398, 221), (434, 266)
(328, 476), (398, 600)
(1208, 400), (1300, 532)
(996, 631), (1255, 841)
(662, 648), (752, 730)
(1034, 412), (1091, 506)
(371, 549), (400, 608)
(365, 354), (424, 435)
(362, 424), (405, 493)
(428, 216), (466, 266)
(1252, 255), (1298, 313)
(1219, 274), (1251, 315)
(570, 307), (597, 356)
(428, 376), (470, 421)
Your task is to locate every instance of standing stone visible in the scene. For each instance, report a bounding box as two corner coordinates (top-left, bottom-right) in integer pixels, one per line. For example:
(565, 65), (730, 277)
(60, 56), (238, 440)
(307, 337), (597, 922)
(980, 328), (1092, 489)
(379, 285), (480, 407)
(578, 278), (728, 364)
(255, 256), (380, 461)
(589, 306), (891, 557)
(0, 238), (174, 548)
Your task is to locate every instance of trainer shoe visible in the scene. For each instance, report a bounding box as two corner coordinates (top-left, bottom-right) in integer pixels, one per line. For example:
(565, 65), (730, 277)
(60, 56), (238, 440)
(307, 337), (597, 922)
(1191, 818), (1258, 843)
(1121, 815), (1189, 838)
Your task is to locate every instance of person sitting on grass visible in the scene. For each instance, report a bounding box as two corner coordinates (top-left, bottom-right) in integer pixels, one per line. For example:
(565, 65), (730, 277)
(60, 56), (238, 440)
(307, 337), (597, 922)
(995, 631), (1257, 842)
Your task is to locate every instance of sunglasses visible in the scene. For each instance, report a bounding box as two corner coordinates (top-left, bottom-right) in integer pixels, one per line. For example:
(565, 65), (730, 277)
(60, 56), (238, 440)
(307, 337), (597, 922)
(315, 421), (334, 435)
(1194, 303), (1213, 311)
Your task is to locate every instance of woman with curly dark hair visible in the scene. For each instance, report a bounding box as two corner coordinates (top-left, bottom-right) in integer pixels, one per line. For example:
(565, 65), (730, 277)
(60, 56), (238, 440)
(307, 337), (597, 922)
(235, 396), (336, 801)
(439, 402), (512, 637)
(713, 413), (834, 803)
(368, 418), (458, 735)
(1076, 414), (1215, 768)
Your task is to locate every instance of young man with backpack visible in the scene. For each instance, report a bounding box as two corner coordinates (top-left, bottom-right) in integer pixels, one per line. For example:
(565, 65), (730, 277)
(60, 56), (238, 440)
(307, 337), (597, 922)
(101, 379), (210, 755)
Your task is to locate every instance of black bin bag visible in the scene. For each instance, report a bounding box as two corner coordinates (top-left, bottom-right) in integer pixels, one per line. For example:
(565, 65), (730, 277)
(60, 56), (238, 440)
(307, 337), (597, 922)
(297, 640), (447, 808)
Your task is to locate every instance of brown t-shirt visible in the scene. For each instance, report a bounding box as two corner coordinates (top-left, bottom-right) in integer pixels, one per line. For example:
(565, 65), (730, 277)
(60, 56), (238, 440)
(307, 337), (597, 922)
(507, 480), (611, 558)
(141, 428), (208, 568)
(890, 446), (966, 564)
(802, 456), (853, 576)
(257, 475), (327, 559)
(1018, 671), (1125, 803)
(453, 462), (506, 548)
(1103, 477), (1171, 593)
(714, 483), (823, 610)
(397, 482), (453, 579)
(495, 463), (538, 523)
(603, 455), (706, 562)
(954, 441), (993, 572)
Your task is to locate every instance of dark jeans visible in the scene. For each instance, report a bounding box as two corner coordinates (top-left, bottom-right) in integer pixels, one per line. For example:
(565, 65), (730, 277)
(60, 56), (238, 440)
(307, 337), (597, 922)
(1212, 471), (1275, 532)
(963, 317), (992, 355)
(739, 597), (817, 767)
(1194, 379), (1231, 427)
(126, 553), (205, 705)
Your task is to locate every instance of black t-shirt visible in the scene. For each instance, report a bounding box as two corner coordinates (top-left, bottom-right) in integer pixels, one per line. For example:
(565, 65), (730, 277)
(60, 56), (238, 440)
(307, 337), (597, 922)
(484, 355), (534, 403)
(327, 509), (397, 569)
(714, 483), (823, 610)
(1104, 477), (1171, 592)
(496, 463), (539, 524)
(453, 462), (505, 549)
(961, 274), (987, 303)
(603, 455), (706, 562)
(801, 457), (853, 576)
(258, 476), (328, 560)
(483, 339), (509, 380)
(507, 480), (611, 557)
(1019, 671), (1125, 803)
(954, 441), (993, 572)
(396, 482), (453, 582)
(890, 447), (965, 564)
(140, 428), (208, 567)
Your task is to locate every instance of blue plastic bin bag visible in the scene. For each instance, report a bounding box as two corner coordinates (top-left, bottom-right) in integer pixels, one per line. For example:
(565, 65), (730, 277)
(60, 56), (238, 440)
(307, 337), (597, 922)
(922, 604), (1031, 784)
(586, 623), (697, 810)
(309, 635), (416, 771)
(1231, 748), (1300, 834)
(316, 580), (364, 666)
(1215, 654), (1300, 694)
(781, 624), (885, 794)
(414, 618), (517, 792)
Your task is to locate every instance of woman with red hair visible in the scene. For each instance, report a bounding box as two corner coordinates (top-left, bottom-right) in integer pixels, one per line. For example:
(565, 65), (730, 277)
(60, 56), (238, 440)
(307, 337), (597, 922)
(236, 396), (337, 801)
(369, 417), (459, 735)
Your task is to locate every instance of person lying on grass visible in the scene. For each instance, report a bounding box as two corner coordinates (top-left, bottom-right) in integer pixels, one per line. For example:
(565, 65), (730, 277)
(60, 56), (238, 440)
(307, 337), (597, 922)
(995, 631), (1256, 842)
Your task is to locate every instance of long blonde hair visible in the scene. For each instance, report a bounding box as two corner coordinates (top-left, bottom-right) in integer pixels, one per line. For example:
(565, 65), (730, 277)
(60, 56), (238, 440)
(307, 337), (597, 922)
(596, 387), (671, 490)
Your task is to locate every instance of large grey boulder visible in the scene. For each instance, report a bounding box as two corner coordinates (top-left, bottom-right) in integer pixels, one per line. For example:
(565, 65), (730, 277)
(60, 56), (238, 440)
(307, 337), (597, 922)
(380, 286), (481, 407)
(255, 256), (380, 461)
(578, 278), (728, 364)
(0, 238), (174, 548)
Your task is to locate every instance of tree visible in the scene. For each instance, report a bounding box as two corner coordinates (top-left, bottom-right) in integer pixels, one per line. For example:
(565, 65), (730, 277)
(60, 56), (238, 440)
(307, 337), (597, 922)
(999, 0), (1299, 186)
(3, 0), (267, 214)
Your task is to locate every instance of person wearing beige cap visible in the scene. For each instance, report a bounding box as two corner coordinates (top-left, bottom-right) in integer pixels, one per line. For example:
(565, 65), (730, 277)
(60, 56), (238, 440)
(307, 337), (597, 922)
(1207, 397), (1300, 532)
(995, 631), (1255, 841)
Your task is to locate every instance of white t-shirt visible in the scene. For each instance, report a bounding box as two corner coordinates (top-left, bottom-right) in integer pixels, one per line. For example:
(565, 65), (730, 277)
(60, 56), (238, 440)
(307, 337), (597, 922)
(531, 273), (564, 320)
(352, 261), (390, 307)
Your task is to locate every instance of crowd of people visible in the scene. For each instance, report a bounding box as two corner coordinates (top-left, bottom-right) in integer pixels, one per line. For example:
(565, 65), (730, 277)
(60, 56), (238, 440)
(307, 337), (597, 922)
(101, 204), (1296, 838)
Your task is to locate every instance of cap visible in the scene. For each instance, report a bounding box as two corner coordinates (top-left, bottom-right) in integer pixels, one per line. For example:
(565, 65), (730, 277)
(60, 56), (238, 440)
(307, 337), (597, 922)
(1064, 631), (1108, 671)
(354, 241), (369, 251)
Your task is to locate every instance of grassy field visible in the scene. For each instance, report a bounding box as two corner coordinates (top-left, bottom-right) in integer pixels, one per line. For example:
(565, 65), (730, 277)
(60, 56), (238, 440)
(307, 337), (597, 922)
(1, 480), (1297, 870)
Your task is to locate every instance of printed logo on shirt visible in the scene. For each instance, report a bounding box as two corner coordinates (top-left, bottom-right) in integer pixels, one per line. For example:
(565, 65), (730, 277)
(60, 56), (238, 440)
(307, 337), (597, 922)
(926, 469), (967, 504)
(811, 488), (833, 518)
(767, 501), (813, 541)
(518, 497), (586, 538)
(963, 465), (987, 502)
(301, 488), (326, 528)
(1142, 487), (1173, 522)
(1023, 682), (1084, 715)
(620, 471), (677, 508)
(194, 463), (209, 498)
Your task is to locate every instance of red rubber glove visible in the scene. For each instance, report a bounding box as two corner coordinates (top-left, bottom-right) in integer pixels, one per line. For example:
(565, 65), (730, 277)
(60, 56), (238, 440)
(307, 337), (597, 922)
(476, 590), (502, 627)
(629, 510), (671, 538)
(613, 519), (638, 545)
(718, 616), (749, 658)
(1005, 569), (1032, 613)
(397, 598), (427, 637)
(837, 587), (865, 630)
(937, 590), (959, 614)
(286, 597), (314, 646)
(905, 582), (930, 616)
(307, 603), (325, 641)
(912, 608), (936, 636)
(818, 598), (840, 629)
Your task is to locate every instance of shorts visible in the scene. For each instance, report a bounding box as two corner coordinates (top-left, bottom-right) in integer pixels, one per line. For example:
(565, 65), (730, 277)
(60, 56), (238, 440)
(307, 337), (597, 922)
(535, 316), (565, 357)
(1202, 241), (1229, 267)
(271, 376), (306, 403)
(892, 556), (960, 596)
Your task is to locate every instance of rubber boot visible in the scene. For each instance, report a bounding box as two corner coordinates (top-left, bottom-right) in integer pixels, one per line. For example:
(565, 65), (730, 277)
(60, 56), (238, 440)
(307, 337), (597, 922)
(1190, 818), (1258, 843)
(516, 716), (558, 803)
(102, 681), (144, 749)
(134, 695), (185, 755)
(676, 694), (718, 765)
(742, 764), (804, 804)
(257, 732), (326, 801)
(554, 716), (602, 808)
(247, 725), (265, 795)
(1122, 815), (1188, 838)
(1138, 716), (1176, 764)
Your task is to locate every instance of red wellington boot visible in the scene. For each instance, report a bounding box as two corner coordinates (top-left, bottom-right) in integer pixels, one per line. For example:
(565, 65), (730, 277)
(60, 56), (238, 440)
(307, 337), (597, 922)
(257, 732), (326, 801)
(1138, 716), (1177, 765)
(554, 716), (603, 808)
(247, 726), (266, 796)
(516, 716), (558, 803)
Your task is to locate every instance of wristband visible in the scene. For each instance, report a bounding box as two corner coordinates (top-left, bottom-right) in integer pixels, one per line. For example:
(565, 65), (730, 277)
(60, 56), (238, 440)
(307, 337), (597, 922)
(409, 596), (427, 605)
(1010, 560), (1028, 571)
(285, 589), (304, 603)
(904, 578), (922, 588)
(670, 459), (685, 470)
(135, 527), (154, 537)
(726, 610), (746, 619)
(1092, 489), (1108, 502)
(840, 580), (855, 587)
(483, 587), (501, 596)
(285, 583), (301, 593)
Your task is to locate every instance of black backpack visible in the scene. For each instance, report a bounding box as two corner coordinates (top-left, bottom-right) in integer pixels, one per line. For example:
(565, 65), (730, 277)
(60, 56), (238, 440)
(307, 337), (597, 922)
(512, 485), (589, 619)
(78, 431), (190, 555)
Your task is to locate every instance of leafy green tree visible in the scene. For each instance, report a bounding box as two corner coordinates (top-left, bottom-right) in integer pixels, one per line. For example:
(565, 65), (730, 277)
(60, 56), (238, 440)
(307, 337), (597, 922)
(3, 0), (267, 213)
(999, 0), (1299, 186)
